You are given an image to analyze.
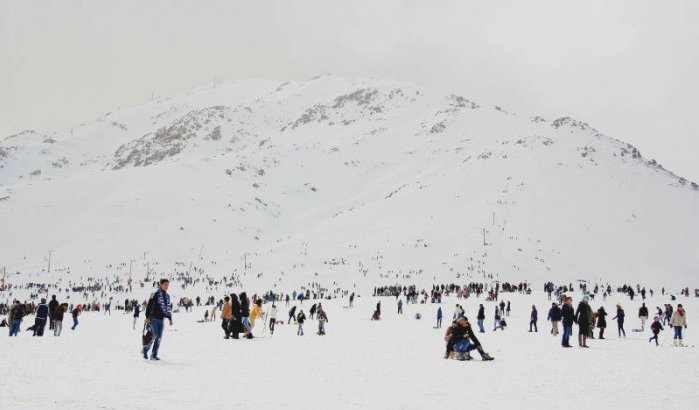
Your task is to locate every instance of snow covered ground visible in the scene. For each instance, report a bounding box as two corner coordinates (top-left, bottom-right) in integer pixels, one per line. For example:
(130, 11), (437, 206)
(2, 290), (696, 410)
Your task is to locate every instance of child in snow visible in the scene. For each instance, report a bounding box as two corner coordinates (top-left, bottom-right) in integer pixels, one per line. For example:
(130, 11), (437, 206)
(649, 316), (663, 346)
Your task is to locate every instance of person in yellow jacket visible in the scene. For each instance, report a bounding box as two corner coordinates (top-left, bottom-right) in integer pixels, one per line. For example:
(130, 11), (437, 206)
(250, 299), (265, 328)
(221, 296), (232, 339)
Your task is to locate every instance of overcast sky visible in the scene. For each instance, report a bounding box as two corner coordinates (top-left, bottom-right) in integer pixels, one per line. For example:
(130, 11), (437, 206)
(1, 0), (698, 181)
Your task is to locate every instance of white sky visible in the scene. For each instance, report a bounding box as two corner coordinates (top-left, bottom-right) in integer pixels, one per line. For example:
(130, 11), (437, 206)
(1, 0), (698, 181)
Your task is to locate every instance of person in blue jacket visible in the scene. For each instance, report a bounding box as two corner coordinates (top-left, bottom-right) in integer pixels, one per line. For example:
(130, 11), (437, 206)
(143, 279), (173, 361)
(437, 307), (443, 328)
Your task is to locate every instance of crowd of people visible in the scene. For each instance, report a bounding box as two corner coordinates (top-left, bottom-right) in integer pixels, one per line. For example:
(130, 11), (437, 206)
(2, 273), (694, 365)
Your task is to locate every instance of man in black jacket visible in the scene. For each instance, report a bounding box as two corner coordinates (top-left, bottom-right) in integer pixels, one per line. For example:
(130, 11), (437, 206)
(548, 302), (562, 336)
(639, 303), (649, 331)
(143, 279), (173, 361)
(48, 295), (59, 331)
(451, 316), (494, 361)
(561, 297), (575, 348)
(34, 298), (50, 336)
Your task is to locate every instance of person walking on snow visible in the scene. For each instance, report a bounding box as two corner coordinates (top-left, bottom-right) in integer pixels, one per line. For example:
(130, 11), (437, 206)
(529, 305), (538, 332)
(71, 305), (82, 330)
(269, 304), (278, 335)
(33, 298), (50, 337)
(596, 306), (607, 339)
(477, 304), (485, 333)
(437, 307), (443, 328)
(612, 304), (626, 337)
(670, 304), (687, 347)
(547, 302), (561, 336)
(143, 279), (173, 361)
(639, 303), (649, 331)
(649, 316), (663, 346)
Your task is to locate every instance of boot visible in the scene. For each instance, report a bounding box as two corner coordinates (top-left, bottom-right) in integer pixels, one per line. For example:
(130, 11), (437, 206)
(481, 353), (494, 361)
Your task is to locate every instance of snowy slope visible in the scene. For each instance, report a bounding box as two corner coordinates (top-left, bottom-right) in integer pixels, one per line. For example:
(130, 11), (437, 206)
(1, 75), (698, 289)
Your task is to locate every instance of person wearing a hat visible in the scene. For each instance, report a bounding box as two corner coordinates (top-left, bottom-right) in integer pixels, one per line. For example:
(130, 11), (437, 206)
(575, 296), (592, 347)
(670, 304), (687, 347)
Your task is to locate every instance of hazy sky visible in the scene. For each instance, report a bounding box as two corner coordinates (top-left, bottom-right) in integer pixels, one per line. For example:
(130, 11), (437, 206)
(1, 0), (698, 181)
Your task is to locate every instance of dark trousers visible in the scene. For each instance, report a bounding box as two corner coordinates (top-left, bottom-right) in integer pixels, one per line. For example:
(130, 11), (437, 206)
(34, 318), (47, 336)
(529, 319), (538, 332)
(221, 319), (230, 337)
(269, 318), (276, 334)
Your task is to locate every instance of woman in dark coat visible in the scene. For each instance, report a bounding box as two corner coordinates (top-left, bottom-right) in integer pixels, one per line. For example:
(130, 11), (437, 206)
(612, 305), (626, 337)
(596, 306), (607, 339)
(240, 292), (252, 339)
(575, 297), (592, 348)
(229, 293), (242, 339)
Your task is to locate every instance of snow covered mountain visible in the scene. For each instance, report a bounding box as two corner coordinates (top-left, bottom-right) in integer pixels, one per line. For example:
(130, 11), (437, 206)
(1, 75), (697, 288)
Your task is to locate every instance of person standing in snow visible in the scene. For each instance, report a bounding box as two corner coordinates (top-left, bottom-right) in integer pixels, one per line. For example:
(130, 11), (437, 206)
(8, 300), (24, 337)
(229, 293), (242, 339)
(649, 316), (663, 346)
(288, 305), (297, 325)
(437, 307), (443, 328)
(143, 279), (173, 360)
(670, 304), (687, 347)
(53, 303), (68, 336)
(309, 303), (317, 320)
(240, 292), (253, 339)
(317, 308), (328, 335)
(249, 299), (264, 329)
(547, 302), (562, 336)
(132, 302), (140, 330)
(639, 303), (649, 331)
(269, 304), (278, 334)
(48, 295), (59, 331)
(561, 297), (575, 348)
(296, 310), (306, 335)
(397, 299), (403, 314)
(33, 298), (50, 337)
(575, 296), (592, 348)
(612, 304), (626, 337)
(477, 304), (486, 333)
(596, 306), (607, 339)
(493, 306), (502, 331)
(506, 301), (511, 317)
(221, 296), (232, 339)
(529, 305), (538, 332)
